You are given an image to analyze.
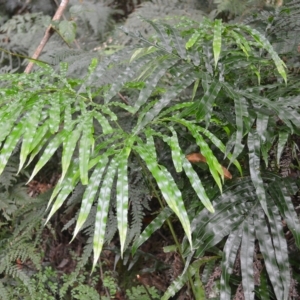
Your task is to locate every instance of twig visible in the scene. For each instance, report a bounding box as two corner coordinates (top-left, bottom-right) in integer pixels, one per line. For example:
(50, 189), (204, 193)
(24, 0), (69, 74)
(53, 0), (81, 49)
(118, 92), (129, 105)
(99, 262), (110, 298)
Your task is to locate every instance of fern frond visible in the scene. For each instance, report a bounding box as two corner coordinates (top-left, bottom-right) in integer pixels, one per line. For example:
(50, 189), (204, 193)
(0, 280), (9, 300)
(183, 175), (298, 299)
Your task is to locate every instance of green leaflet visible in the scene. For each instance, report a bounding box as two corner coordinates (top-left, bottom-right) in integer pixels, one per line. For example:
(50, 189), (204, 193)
(182, 158), (214, 213)
(0, 119), (26, 175)
(28, 129), (70, 183)
(48, 152), (108, 211)
(79, 117), (94, 185)
(158, 102), (194, 119)
(109, 101), (135, 116)
(0, 101), (24, 143)
(193, 267), (206, 299)
(195, 125), (242, 175)
(136, 65), (196, 132)
(93, 111), (113, 134)
(220, 228), (243, 300)
(222, 83), (248, 164)
(256, 112), (269, 143)
(213, 19), (222, 69)
(93, 157), (117, 271)
(56, 63), (74, 92)
(59, 62), (69, 78)
(28, 121), (50, 154)
(26, 130), (53, 167)
(144, 128), (158, 161)
(61, 124), (82, 182)
(133, 101), (156, 131)
(131, 207), (173, 256)
(228, 29), (251, 58)
(133, 56), (179, 113)
(77, 57), (98, 96)
(167, 127), (183, 173)
(176, 119), (224, 190)
(129, 47), (149, 64)
(161, 256), (218, 300)
(63, 102), (73, 131)
(104, 52), (157, 103)
(240, 216), (255, 300)
(242, 26), (287, 84)
(148, 126), (215, 213)
(48, 159), (80, 207)
(269, 180), (300, 249)
(231, 95), (248, 162)
(19, 99), (44, 171)
(87, 57), (98, 78)
(265, 195), (290, 300)
(45, 168), (80, 223)
(258, 268), (270, 300)
(163, 24), (187, 59)
(116, 146), (131, 256)
(48, 92), (62, 134)
(72, 157), (109, 239)
(196, 81), (222, 124)
(254, 206), (284, 300)
(186, 31), (201, 49)
(142, 18), (172, 53)
(248, 131), (269, 219)
(134, 141), (192, 248)
(191, 79), (200, 102)
(277, 131), (289, 165)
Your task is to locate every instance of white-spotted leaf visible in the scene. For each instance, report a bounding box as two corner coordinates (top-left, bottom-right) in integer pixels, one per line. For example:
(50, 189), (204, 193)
(213, 19), (222, 68)
(116, 147), (131, 256)
(73, 157), (109, 239)
(19, 99), (44, 171)
(28, 129), (69, 183)
(61, 125), (82, 182)
(93, 158), (117, 271)
(79, 118), (94, 185)
(0, 119), (26, 175)
(183, 157), (214, 213)
(134, 141), (192, 247)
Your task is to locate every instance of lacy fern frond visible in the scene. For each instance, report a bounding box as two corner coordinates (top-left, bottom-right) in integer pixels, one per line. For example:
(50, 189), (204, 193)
(244, 0), (300, 58)
(0, 0), (118, 74)
(0, 281), (9, 300)
(69, 1), (116, 38)
(0, 13), (51, 73)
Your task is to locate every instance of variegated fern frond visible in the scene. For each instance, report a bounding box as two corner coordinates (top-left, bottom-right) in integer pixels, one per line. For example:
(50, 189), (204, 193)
(172, 176), (299, 300)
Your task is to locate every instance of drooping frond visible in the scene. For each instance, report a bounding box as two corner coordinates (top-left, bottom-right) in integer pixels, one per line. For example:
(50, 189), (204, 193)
(177, 176), (299, 300)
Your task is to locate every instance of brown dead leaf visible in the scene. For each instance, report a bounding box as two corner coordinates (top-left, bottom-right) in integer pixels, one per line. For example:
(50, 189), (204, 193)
(186, 152), (232, 179)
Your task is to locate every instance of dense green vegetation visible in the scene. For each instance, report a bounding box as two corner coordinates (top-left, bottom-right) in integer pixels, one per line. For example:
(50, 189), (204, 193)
(0, 0), (300, 299)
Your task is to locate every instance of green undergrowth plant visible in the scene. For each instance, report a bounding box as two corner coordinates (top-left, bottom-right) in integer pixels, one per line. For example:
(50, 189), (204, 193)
(0, 13), (300, 299)
(6, 265), (101, 300)
(0, 155), (54, 299)
(126, 284), (161, 300)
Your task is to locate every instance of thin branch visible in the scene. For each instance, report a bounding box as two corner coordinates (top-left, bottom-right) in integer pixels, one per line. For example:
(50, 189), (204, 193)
(24, 0), (69, 74)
